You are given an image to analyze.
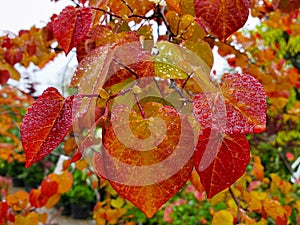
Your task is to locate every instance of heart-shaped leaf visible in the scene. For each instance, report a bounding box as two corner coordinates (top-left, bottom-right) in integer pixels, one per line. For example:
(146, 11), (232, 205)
(193, 73), (267, 135)
(53, 6), (92, 54)
(20, 87), (75, 168)
(94, 102), (194, 217)
(194, 0), (249, 41)
(194, 128), (250, 198)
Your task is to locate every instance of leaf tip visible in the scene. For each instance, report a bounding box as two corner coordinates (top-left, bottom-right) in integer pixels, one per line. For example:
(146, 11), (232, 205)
(253, 124), (266, 133)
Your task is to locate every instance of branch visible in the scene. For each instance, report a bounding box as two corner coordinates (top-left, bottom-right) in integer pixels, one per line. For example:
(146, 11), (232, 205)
(229, 187), (241, 224)
(279, 151), (297, 181)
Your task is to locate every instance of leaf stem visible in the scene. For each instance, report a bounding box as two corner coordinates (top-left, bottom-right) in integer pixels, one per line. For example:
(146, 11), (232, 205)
(134, 93), (146, 119)
(229, 187), (241, 224)
(112, 59), (139, 79)
(182, 72), (194, 89)
(279, 151), (297, 180)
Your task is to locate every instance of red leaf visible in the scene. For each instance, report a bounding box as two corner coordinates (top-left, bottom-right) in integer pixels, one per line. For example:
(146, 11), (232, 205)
(193, 73), (267, 135)
(41, 180), (59, 198)
(4, 48), (23, 66)
(194, 0), (249, 41)
(0, 70), (10, 85)
(53, 6), (92, 54)
(0, 202), (8, 224)
(194, 128), (250, 198)
(29, 189), (48, 208)
(221, 73), (267, 134)
(20, 87), (75, 168)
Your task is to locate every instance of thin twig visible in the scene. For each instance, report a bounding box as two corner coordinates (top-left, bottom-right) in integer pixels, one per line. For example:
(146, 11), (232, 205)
(121, 0), (134, 13)
(229, 187), (241, 224)
(134, 93), (145, 118)
(112, 59), (139, 79)
(182, 72), (194, 89)
(279, 151), (298, 180)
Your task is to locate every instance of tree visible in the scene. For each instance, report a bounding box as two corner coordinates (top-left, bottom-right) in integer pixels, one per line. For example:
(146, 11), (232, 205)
(1, 0), (299, 224)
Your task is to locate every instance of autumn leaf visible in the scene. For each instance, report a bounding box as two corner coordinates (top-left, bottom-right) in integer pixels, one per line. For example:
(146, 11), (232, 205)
(53, 6), (92, 54)
(20, 87), (75, 168)
(211, 210), (234, 225)
(194, 0), (249, 41)
(41, 179), (59, 198)
(29, 189), (48, 208)
(94, 102), (195, 217)
(193, 73), (267, 135)
(221, 73), (267, 134)
(0, 202), (8, 224)
(48, 171), (73, 194)
(6, 191), (29, 211)
(194, 128), (250, 198)
(0, 70), (10, 85)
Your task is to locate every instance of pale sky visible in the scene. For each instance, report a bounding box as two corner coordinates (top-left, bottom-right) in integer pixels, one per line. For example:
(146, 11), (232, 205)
(1, 0), (76, 96)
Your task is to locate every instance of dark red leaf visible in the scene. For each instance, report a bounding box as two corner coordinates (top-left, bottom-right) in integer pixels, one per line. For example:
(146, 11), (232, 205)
(194, 0), (249, 41)
(0, 202), (8, 224)
(0, 70), (10, 85)
(4, 48), (23, 66)
(53, 6), (92, 54)
(21, 87), (75, 168)
(194, 128), (250, 198)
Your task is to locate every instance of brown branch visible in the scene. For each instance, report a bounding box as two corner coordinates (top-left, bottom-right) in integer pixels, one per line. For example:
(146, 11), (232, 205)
(229, 187), (241, 224)
(279, 151), (297, 181)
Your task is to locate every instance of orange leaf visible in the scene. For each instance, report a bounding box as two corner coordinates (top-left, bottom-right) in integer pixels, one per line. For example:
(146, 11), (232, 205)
(48, 171), (73, 194)
(252, 156), (264, 181)
(263, 199), (287, 224)
(6, 191), (29, 211)
(44, 194), (61, 209)
(94, 102), (195, 217)
(194, 0), (249, 41)
(190, 170), (205, 193)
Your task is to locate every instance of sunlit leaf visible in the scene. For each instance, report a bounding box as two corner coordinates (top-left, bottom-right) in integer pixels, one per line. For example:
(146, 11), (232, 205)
(194, 0), (249, 41)
(94, 102), (194, 217)
(211, 210), (234, 225)
(21, 87), (75, 168)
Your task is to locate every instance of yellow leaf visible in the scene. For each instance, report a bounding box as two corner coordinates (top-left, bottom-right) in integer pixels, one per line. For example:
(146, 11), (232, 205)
(0, 60), (21, 80)
(111, 197), (124, 208)
(75, 159), (88, 171)
(209, 189), (227, 205)
(44, 194), (61, 209)
(251, 191), (267, 201)
(48, 171), (73, 194)
(212, 210), (234, 225)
